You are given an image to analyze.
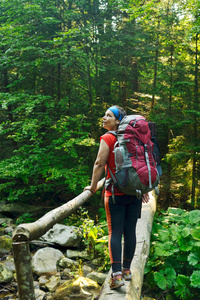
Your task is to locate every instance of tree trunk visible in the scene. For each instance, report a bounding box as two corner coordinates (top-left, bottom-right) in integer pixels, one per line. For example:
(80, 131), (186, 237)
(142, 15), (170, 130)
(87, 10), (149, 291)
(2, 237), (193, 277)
(12, 242), (35, 300)
(131, 60), (138, 94)
(51, 66), (55, 97)
(65, 0), (73, 115)
(151, 21), (160, 110)
(191, 33), (199, 207)
(121, 75), (127, 110)
(165, 44), (174, 208)
(57, 62), (61, 101)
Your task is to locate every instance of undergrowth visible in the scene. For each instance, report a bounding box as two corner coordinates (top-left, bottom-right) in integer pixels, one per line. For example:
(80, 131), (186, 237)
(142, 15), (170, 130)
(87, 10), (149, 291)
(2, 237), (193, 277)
(63, 207), (110, 272)
(144, 208), (200, 300)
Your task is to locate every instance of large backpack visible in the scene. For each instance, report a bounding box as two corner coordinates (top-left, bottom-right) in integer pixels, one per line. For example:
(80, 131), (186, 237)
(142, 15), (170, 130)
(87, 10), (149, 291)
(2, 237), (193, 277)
(105, 115), (160, 199)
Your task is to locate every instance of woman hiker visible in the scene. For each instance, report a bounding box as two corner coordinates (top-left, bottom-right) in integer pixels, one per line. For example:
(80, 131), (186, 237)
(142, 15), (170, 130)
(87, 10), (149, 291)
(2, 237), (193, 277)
(84, 105), (149, 289)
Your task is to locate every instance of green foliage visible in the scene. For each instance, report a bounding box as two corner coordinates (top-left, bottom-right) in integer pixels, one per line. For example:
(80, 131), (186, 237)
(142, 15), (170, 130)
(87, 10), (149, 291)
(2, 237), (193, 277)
(15, 213), (35, 225)
(0, 0), (199, 209)
(63, 207), (89, 227)
(78, 215), (110, 271)
(145, 208), (200, 299)
(98, 207), (107, 223)
(0, 93), (97, 203)
(154, 268), (176, 290)
(64, 207), (110, 271)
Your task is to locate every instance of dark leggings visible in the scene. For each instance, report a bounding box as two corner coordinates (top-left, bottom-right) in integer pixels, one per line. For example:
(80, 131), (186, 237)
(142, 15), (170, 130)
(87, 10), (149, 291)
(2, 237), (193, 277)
(105, 195), (142, 273)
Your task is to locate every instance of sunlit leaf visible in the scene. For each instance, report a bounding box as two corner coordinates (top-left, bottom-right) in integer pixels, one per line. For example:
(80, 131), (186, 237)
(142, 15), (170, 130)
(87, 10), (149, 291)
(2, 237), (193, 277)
(190, 271), (200, 288)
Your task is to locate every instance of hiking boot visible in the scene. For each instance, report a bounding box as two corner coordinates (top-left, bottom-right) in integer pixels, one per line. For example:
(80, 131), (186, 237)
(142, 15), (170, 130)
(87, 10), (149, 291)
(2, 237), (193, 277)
(109, 273), (125, 289)
(122, 269), (132, 281)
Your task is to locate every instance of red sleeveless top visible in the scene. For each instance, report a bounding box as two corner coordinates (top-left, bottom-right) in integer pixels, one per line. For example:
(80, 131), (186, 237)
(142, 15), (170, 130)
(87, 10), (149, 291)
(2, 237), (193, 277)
(100, 133), (124, 196)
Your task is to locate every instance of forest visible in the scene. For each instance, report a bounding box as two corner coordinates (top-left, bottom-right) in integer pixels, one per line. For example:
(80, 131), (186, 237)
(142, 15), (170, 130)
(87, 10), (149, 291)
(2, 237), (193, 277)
(0, 0), (199, 211)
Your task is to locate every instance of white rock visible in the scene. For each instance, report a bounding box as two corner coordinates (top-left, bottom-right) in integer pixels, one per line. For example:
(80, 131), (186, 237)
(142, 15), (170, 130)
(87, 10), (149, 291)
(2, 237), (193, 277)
(32, 247), (64, 276)
(45, 275), (61, 292)
(40, 224), (81, 247)
(34, 288), (46, 300)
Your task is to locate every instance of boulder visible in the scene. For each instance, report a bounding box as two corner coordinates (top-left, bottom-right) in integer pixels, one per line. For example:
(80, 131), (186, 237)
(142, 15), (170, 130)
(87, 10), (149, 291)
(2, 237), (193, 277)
(4, 226), (14, 235)
(0, 227), (5, 236)
(0, 217), (13, 227)
(44, 293), (54, 300)
(45, 275), (61, 292)
(82, 265), (92, 277)
(60, 268), (71, 280)
(58, 256), (77, 269)
(2, 255), (15, 271)
(38, 275), (49, 288)
(34, 288), (46, 300)
(66, 249), (94, 261)
(0, 290), (15, 299)
(32, 247), (64, 276)
(34, 280), (40, 289)
(86, 271), (107, 285)
(54, 276), (100, 300)
(91, 257), (102, 266)
(40, 224), (81, 248)
(0, 236), (12, 254)
(0, 262), (14, 283)
(0, 203), (44, 218)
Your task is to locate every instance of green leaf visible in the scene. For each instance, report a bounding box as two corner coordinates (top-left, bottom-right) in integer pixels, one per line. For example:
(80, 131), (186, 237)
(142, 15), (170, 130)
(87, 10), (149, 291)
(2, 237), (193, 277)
(191, 227), (200, 240)
(174, 278), (192, 300)
(154, 241), (178, 257)
(165, 267), (176, 279)
(188, 211), (200, 225)
(154, 270), (168, 290)
(182, 227), (191, 238)
(187, 252), (200, 267)
(176, 274), (190, 286)
(178, 236), (193, 251)
(167, 207), (185, 216)
(158, 229), (169, 242)
(168, 223), (181, 241)
(190, 271), (200, 288)
(154, 268), (176, 290)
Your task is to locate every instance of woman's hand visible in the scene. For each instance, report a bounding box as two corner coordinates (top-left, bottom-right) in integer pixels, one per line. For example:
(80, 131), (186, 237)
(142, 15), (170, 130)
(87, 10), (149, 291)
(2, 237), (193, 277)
(142, 193), (150, 203)
(83, 186), (95, 194)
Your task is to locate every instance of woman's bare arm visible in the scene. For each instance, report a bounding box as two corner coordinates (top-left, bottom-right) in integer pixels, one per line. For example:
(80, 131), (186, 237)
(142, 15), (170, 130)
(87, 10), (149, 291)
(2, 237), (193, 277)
(85, 139), (109, 193)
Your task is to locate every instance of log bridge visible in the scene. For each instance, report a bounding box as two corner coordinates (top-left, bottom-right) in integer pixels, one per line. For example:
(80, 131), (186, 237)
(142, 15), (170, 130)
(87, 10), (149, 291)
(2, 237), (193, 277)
(12, 178), (156, 300)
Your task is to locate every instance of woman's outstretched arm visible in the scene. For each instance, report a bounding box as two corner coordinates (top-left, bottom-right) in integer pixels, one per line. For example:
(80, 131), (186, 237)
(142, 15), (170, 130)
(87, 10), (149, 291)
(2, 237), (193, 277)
(84, 139), (109, 194)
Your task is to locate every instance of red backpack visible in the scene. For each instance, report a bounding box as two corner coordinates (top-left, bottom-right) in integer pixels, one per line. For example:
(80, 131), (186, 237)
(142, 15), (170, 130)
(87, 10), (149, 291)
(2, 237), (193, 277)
(105, 115), (160, 199)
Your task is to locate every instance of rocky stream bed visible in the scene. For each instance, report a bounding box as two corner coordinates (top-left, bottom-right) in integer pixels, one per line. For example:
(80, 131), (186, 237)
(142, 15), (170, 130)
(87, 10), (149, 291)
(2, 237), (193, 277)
(0, 215), (108, 300)
(0, 203), (155, 300)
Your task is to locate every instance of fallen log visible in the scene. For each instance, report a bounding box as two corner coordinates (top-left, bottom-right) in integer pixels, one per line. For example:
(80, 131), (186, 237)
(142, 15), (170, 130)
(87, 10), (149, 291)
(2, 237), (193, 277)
(12, 178), (105, 300)
(12, 178), (105, 242)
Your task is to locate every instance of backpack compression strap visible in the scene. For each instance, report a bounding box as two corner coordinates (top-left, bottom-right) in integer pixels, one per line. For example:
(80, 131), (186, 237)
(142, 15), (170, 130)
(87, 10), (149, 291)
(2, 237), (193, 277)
(107, 165), (117, 204)
(144, 144), (152, 189)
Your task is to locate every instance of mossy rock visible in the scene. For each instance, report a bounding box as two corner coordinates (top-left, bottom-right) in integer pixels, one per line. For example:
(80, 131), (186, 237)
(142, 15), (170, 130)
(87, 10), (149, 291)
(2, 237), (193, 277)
(0, 236), (12, 254)
(54, 276), (100, 300)
(0, 263), (14, 283)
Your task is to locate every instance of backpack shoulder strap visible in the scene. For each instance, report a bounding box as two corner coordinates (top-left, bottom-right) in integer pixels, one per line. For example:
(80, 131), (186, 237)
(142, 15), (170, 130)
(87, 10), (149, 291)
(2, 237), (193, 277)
(106, 131), (117, 137)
